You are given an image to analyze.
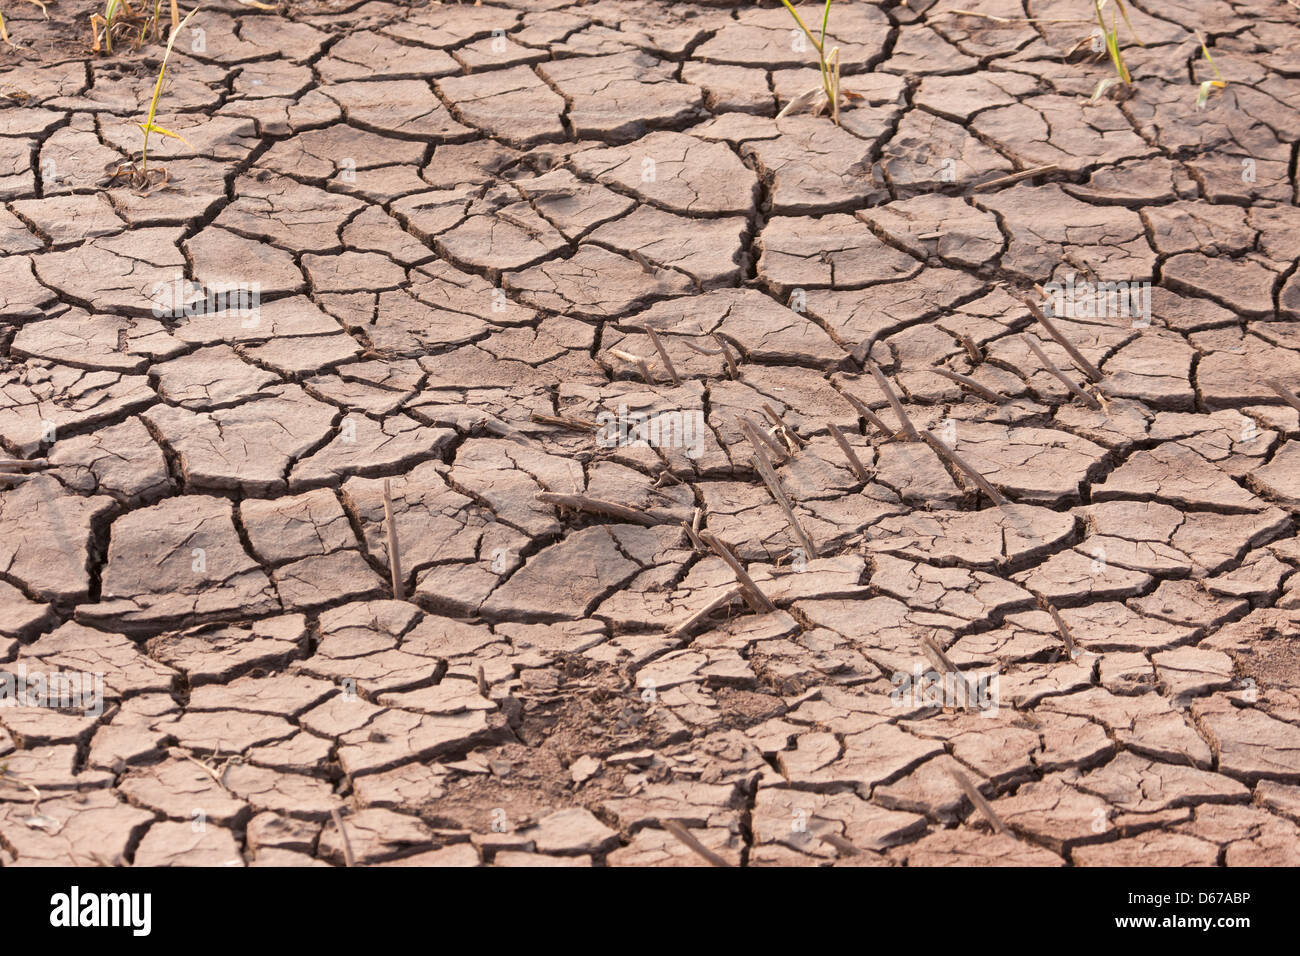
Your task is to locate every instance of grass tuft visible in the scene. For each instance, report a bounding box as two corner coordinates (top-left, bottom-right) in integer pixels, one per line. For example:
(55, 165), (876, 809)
(777, 1), (861, 124)
(1090, 0), (1142, 101)
(103, 7), (200, 193)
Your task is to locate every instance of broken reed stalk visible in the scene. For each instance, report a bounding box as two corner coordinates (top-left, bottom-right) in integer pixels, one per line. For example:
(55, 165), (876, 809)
(662, 819), (733, 867)
(959, 333), (983, 363)
(699, 531), (776, 613)
(636, 357), (656, 386)
(842, 390), (896, 439)
(608, 347), (641, 365)
(750, 445), (817, 559)
(1017, 293), (1103, 382)
(1062, 253), (1101, 282)
(536, 491), (660, 526)
(382, 479), (405, 602)
(628, 248), (656, 274)
(971, 163), (1059, 193)
(0, 766), (42, 810)
(940, 9), (1088, 23)
(530, 412), (597, 432)
(816, 829), (864, 857)
(1042, 601), (1077, 658)
(946, 767), (1010, 837)
(330, 807), (357, 867)
(827, 422), (872, 483)
(678, 337), (723, 356)
(0, 456), (43, 485)
(739, 416), (789, 464)
(1266, 379), (1300, 416)
(919, 430), (1007, 506)
(0, 458), (44, 471)
(476, 664), (488, 697)
(641, 326), (681, 387)
(918, 633), (975, 706)
(762, 403), (806, 450)
(929, 366), (1007, 404)
(181, 752), (227, 789)
(865, 361), (921, 441)
(651, 468), (681, 489)
(1020, 334), (1101, 411)
(669, 586), (743, 639)
(712, 333), (738, 378)
(481, 417), (537, 447)
(680, 520), (707, 551)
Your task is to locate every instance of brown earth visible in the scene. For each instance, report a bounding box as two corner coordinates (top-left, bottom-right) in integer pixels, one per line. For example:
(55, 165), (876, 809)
(2, 0), (1300, 867)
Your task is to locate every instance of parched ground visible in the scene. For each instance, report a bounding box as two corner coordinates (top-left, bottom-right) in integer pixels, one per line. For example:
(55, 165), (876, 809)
(2, 0), (1300, 867)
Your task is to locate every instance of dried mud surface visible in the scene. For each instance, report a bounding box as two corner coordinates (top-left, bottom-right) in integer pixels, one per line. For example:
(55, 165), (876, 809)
(2, 0), (1300, 867)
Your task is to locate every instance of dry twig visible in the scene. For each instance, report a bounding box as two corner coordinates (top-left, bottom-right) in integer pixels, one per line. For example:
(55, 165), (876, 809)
(827, 422), (872, 483)
(865, 361), (920, 441)
(530, 412), (597, 432)
(1016, 293), (1103, 382)
(1042, 601), (1077, 659)
(699, 531), (776, 613)
(971, 163), (1060, 192)
(750, 445), (817, 558)
(842, 391), (897, 439)
(1020, 335), (1101, 411)
(929, 366), (1007, 404)
(642, 326), (681, 386)
(382, 479), (405, 602)
(661, 819), (733, 867)
(919, 430), (1007, 506)
(712, 333), (738, 378)
(738, 416), (790, 464)
(330, 807), (357, 868)
(536, 492), (662, 526)
(919, 633), (975, 705)
(1266, 379), (1300, 417)
(947, 767), (1011, 836)
(761, 403), (805, 450)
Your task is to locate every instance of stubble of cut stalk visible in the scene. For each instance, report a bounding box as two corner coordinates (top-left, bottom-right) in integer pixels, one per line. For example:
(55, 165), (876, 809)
(1090, 0), (1142, 102)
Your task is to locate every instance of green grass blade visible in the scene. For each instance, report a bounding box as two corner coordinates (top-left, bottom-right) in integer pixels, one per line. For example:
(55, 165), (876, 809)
(141, 6), (200, 172)
(1108, 31), (1130, 83)
(780, 0), (822, 54)
(1197, 31), (1225, 81)
(1095, 3), (1130, 87)
(1112, 0), (1144, 46)
(819, 0), (832, 48)
(139, 121), (192, 146)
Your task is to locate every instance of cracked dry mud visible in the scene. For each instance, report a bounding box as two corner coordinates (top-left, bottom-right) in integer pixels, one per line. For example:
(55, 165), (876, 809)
(2, 0), (1300, 869)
